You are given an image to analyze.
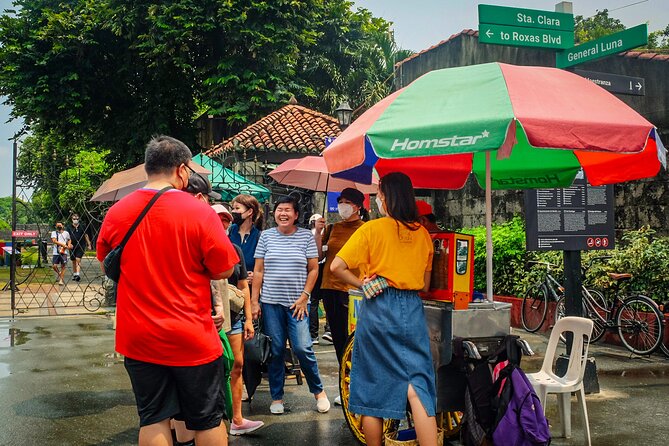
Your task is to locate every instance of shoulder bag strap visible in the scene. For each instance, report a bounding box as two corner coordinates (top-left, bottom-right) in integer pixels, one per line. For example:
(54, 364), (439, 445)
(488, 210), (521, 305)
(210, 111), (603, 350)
(118, 186), (172, 248)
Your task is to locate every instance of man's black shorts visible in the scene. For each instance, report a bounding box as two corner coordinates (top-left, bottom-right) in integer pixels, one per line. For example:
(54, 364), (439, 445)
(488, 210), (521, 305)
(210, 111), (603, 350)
(70, 247), (85, 260)
(124, 356), (226, 430)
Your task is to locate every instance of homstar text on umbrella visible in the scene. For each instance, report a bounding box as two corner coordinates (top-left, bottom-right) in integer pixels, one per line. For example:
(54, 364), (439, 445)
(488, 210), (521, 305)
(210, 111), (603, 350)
(390, 131), (489, 151)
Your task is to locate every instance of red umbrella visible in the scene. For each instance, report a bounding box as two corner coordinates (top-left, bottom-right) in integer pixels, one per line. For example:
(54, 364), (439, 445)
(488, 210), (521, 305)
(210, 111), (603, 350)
(269, 156), (378, 194)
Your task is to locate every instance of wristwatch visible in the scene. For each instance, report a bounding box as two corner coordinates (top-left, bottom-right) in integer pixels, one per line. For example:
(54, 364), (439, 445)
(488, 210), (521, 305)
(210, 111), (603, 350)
(302, 290), (312, 298)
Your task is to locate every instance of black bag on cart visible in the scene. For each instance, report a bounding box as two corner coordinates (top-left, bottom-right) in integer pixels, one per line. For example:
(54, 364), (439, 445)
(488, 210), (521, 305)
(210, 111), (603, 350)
(455, 335), (524, 446)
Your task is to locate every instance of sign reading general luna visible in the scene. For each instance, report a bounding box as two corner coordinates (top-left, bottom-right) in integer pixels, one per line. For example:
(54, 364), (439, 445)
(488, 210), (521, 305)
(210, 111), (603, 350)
(525, 171), (615, 251)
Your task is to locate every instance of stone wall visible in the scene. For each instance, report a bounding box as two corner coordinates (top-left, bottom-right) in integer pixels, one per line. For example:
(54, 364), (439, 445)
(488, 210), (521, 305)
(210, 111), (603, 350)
(400, 32), (669, 236)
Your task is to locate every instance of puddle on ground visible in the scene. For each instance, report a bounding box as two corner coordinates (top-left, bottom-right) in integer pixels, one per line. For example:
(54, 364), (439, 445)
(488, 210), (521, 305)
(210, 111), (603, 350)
(0, 328), (30, 348)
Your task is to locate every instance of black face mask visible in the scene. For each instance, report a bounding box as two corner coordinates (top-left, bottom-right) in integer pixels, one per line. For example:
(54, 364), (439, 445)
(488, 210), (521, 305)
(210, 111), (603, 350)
(231, 212), (245, 226)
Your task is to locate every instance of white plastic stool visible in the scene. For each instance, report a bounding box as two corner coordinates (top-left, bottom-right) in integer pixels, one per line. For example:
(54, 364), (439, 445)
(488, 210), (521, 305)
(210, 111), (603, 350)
(527, 316), (594, 446)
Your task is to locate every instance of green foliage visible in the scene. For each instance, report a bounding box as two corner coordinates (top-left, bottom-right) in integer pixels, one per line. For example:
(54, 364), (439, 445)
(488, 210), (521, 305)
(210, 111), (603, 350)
(647, 25), (669, 49)
(574, 10), (625, 44)
(58, 148), (110, 217)
(585, 227), (669, 302)
(0, 196), (31, 229)
(459, 216), (529, 296)
(460, 218), (669, 304)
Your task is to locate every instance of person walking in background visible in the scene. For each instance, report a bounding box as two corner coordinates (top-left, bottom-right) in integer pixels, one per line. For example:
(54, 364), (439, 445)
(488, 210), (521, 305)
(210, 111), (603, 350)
(314, 188), (368, 407)
(331, 173), (438, 446)
(251, 196), (330, 415)
(229, 194), (264, 287)
(211, 204), (264, 436)
(308, 213), (327, 345)
(51, 221), (71, 286)
(97, 135), (239, 446)
(67, 213), (91, 282)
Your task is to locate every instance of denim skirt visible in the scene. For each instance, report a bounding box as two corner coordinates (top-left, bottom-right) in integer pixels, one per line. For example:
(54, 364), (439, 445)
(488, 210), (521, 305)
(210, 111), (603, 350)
(348, 287), (437, 419)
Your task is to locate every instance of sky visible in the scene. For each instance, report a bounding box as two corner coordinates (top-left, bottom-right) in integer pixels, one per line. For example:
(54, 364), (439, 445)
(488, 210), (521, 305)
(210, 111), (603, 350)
(2, 0), (668, 198)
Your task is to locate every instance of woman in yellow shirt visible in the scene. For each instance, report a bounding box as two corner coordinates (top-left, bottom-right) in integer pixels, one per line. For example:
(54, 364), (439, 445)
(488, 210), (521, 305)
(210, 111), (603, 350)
(331, 172), (438, 446)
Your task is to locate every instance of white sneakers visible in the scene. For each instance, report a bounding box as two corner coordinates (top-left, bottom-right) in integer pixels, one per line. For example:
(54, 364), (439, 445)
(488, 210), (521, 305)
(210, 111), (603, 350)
(334, 395), (342, 406)
(270, 401), (284, 415)
(316, 396), (331, 413)
(271, 396), (331, 414)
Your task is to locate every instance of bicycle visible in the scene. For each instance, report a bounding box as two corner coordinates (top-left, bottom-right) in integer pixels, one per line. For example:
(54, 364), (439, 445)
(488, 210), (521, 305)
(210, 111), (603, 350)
(521, 261), (605, 333)
(554, 272), (665, 356)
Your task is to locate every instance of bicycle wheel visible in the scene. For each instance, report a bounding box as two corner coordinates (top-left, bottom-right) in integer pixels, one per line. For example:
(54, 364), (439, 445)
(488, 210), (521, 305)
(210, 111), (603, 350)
(554, 293), (606, 344)
(82, 282), (103, 312)
(521, 283), (549, 332)
(339, 332), (397, 445)
(616, 296), (664, 355)
(583, 289), (608, 343)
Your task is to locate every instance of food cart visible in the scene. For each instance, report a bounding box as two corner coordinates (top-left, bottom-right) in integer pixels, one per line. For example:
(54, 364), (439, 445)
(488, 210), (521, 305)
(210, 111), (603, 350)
(341, 231), (513, 444)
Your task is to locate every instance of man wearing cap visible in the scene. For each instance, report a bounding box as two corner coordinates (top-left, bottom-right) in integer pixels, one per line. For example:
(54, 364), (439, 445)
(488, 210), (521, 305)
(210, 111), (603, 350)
(97, 136), (239, 446)
(416, 200), (441, 232)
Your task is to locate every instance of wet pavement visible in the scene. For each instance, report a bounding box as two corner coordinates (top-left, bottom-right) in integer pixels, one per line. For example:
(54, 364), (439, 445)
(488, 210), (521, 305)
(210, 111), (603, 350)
(0, 315), (667, 445)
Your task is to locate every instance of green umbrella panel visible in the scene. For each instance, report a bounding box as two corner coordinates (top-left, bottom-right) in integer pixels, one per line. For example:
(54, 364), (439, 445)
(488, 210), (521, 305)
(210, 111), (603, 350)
(192, 154), (270, 202)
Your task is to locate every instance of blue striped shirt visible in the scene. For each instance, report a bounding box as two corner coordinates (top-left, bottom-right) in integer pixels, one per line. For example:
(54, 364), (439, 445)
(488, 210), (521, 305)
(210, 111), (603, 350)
(255, 227), (318, 306)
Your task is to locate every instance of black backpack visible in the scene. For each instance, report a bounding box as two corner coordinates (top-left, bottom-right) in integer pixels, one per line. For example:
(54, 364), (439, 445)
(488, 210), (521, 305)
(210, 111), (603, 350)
(454, 335), (523, 446)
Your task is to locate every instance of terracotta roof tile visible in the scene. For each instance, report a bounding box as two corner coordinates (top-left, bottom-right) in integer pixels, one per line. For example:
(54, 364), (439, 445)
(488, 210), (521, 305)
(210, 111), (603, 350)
(206, 104), (341, 156)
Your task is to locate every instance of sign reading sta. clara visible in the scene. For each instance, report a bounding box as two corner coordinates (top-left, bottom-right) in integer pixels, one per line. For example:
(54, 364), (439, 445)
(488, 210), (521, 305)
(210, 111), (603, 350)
(478, 4), (574, 50)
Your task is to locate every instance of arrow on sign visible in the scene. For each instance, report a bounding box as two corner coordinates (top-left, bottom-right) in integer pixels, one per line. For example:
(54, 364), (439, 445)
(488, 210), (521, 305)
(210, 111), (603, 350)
(486, 29), (493, 38)
(636, 82), (642, 91)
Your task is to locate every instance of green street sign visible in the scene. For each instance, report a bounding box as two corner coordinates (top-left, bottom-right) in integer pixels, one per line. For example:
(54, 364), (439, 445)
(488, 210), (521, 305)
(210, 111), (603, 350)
(556, 24), (648, 68)
(479, 4), (574, 32)
(479, 24), (574, 50)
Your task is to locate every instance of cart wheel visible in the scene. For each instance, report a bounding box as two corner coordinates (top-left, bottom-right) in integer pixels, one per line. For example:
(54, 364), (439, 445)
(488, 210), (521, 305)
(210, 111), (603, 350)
(438, 410), (463, 439)
(339, 332), (398, 445)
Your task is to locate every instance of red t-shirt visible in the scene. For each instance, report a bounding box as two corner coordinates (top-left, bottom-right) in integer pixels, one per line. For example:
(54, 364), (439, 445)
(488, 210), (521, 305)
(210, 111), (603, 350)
(97, 188), (239, 366)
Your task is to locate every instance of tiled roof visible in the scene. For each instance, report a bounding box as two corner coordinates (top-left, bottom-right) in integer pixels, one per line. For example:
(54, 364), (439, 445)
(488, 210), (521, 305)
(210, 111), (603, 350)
(395, 29), (669, 67)
(206, 104), (341, 157)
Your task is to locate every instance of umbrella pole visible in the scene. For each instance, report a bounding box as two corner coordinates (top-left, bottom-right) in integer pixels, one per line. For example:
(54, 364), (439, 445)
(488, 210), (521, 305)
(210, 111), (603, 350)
(322, 174), (330, 216)
(485, 152), (494, 303)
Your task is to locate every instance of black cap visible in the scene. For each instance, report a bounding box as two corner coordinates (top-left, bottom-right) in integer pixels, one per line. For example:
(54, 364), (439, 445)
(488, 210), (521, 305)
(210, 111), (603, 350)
(185, 173), (221, 200)
(337, 188), (364, 207)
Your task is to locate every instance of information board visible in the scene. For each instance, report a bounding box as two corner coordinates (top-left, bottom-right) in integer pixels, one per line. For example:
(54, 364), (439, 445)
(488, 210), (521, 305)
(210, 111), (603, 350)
(525, 172), (615, 251)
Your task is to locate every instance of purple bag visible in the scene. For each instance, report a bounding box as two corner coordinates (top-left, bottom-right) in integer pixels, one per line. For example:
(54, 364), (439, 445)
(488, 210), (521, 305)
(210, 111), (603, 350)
(491, 365), (551, 446)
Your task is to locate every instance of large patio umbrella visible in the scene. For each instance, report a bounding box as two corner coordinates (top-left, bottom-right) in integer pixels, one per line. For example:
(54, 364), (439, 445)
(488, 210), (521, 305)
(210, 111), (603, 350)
(269, 156), (378, 194)
(323, 62), (666, 300)
(90, 161), (211, 202)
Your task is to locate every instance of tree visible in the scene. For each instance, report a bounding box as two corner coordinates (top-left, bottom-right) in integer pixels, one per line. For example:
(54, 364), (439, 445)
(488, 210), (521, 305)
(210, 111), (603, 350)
(647, 25), (669, 49)
(296, 3), (413, 116)
(573, 9), (625, 44)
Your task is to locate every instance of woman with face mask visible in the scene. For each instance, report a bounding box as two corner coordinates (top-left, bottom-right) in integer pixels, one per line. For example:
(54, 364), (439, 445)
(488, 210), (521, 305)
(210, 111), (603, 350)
(313, 188), (368, 405)
(331, 173), (438, 446)
(229, 194), (264, 286)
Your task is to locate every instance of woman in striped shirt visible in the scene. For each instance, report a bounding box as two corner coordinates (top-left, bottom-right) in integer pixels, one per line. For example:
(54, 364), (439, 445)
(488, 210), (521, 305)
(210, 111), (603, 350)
(251, 195), (330, 415)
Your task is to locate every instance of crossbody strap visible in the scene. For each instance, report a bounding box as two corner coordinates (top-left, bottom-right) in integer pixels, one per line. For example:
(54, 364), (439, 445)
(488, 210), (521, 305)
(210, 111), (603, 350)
(118, 186), (172, 248)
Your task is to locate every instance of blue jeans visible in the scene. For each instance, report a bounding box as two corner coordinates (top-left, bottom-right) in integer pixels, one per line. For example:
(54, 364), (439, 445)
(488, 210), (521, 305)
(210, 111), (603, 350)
(261, 302), (324, 401)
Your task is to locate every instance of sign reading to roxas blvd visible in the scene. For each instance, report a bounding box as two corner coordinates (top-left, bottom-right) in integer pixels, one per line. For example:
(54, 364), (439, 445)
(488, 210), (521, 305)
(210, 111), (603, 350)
(479, 4), (574, 50)
(556, 24), (648, 68)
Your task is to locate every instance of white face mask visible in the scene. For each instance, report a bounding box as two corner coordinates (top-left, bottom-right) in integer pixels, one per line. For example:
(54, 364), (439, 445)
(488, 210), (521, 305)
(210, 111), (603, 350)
(337, 203), (354, 220)
(72, 220), (79, 225)
(375, 196), (387, 216)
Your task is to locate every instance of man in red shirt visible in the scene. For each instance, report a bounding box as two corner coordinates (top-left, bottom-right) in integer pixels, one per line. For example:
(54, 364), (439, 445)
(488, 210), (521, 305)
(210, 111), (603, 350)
(97, 135), (239, 446)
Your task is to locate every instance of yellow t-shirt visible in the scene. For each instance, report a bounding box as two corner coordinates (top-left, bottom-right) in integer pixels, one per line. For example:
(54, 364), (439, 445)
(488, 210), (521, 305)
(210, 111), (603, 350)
(336, 217), (433, 290)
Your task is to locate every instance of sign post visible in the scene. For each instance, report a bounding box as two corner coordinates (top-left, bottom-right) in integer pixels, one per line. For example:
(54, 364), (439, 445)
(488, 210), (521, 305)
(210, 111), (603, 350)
(556, 24), (648, 68)
(478, 4), (574, 49)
